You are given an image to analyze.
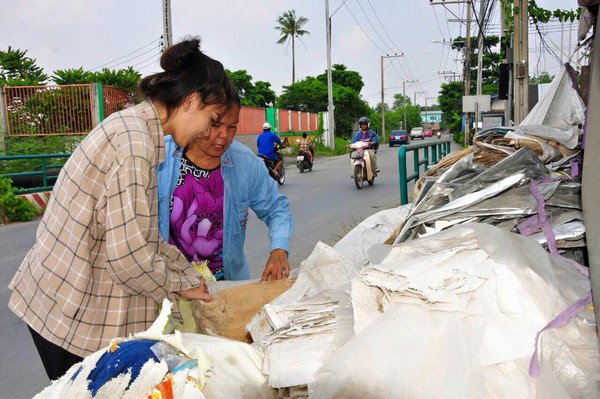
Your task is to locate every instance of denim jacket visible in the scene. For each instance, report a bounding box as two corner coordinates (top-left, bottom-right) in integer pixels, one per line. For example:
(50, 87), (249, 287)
(158, 137), (294, 280)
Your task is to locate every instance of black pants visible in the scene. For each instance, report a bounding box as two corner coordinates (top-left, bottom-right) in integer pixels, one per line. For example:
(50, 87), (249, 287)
(28, 326), (83, 381)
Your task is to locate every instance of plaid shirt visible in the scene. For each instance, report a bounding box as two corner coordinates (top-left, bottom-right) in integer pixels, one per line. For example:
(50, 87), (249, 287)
(9, 101), (199, 357)
(298, 138), (313, 153)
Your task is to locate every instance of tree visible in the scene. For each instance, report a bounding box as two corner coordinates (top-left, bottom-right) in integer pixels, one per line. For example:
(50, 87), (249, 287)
(52, 67), (141, 92)
(530, 72), (554, 85)
(275, 10), (309, 84)
(277, 64), (370, 137)
(316, 64), (363, 93)
(438, 81), (464, 143)
(226, 69), (276, 108)
(392, 93), (411, 110)
(52, 67), (93, 85)
(452, 35), (501, 95)
(0, 47), (48, 86)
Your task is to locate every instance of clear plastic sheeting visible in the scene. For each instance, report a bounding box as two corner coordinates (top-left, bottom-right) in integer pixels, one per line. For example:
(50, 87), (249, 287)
(311, 224), (600, 399)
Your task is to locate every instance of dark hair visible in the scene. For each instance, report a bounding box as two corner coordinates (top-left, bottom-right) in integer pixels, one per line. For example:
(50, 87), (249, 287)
(139, 38), (231, 118)
(302, 132), (307, 138)
(226, 82), (241, 111)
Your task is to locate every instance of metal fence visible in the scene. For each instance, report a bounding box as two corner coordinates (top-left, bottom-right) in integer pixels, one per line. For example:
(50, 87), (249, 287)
(0, 153), (70, 194)
(398, 139), (452, 205)
(3, 84), (95, 136)
(102, 85), (134, 118)
(2, 84), (131, 137)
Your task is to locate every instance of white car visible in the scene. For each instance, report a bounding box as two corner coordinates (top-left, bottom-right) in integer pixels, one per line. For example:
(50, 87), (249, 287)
(410, 127), (424, 140)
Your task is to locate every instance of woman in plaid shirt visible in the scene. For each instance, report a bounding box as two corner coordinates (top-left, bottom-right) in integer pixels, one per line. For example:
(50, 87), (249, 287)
(8, 38), (233, 380)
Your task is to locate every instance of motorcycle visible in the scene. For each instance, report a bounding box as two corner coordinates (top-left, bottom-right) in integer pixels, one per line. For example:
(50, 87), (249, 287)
(258, 143), (286, 185)
(295, 139), (314, 173)
(436, 131), (442, 139)
(348, 140), (376, 190)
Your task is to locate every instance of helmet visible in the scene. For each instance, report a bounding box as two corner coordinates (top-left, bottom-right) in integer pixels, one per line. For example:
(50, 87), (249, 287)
(358, 116), (369, 126)
(262, 122), (272, 130)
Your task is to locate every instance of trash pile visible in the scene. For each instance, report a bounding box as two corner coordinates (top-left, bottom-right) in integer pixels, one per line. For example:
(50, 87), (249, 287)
(33, 299), (277, 399)
(243, 64), (599, 397)
(394, 64), (586, 267)
(32, 65), (600, 398)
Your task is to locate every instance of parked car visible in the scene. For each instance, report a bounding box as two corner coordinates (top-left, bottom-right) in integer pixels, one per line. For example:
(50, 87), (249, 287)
(388, 130), (410, 147)
(410, 127), (424, 140)
(423, 128), (433, 137)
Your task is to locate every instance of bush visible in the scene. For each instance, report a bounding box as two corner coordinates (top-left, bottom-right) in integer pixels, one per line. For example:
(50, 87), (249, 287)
(0, 176), (37, 222)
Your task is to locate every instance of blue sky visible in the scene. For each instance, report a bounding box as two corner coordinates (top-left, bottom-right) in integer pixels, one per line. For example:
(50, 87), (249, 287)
(1, 0), (579, 108)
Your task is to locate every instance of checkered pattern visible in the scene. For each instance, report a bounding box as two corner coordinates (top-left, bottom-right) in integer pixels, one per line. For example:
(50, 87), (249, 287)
(9, 101), (199, 357)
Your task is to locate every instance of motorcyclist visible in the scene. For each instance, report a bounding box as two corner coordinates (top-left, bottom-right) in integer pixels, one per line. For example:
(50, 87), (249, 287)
(257, 122), (284, 178)
(298, 132), (314, 164)
(350, 116), (379, 175)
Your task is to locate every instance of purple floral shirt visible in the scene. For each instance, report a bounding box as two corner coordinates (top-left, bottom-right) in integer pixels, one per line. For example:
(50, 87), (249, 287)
(169, 154), (224, 279)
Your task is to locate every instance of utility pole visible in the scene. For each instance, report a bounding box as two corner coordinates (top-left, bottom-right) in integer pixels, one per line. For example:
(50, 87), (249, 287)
(464, 0), (472, 146)
(402, 79), (418, 130)
(380, 54), (404, 140)
(325, 0), (335, 149)
(425, 97), (436, 125)
(162, 0), (173, 50)
(414, 91), (426, 107)
(475, 0), (487, 135)
(513, 0), (529, 124)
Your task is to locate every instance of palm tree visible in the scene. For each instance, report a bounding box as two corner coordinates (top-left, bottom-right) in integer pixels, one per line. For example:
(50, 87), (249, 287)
(275, 10), (309, 84)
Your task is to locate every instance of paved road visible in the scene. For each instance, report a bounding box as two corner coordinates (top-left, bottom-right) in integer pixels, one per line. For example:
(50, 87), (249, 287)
(0, 137), (458, 398)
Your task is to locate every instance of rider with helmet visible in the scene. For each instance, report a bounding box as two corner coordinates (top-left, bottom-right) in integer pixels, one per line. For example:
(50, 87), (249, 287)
(350, 116), (379, 176)
(257, 122), (284, 178)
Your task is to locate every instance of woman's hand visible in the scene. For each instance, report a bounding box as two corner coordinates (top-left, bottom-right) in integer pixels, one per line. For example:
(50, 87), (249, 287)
(261, 249), (291, 281)
(177, 277), (212, 301)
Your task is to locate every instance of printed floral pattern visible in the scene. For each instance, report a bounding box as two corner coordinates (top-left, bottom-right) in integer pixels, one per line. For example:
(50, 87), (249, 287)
(170, 162), (224, 271)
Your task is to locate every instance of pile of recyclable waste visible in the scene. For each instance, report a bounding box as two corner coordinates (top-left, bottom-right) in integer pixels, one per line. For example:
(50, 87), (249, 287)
(33, 64), (600, 398)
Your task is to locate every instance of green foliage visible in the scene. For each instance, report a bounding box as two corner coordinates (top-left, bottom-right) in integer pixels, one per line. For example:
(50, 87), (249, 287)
(52, 66), (141, 92)
(500, 0), (580, 33)
(226, 69), (276, 108)
(91, 67), (141, 92)
(2, 136), (78, 173)
(0, 176), (37, 222)
(6, 85), (94, 136)
(0, 46), (48, 86)
(452, 35), (500, 95)
(52, 67), (94, 84)
(530, 72), (554, 85)
(438, 81), (463, 141)
(316, 64), (364, 93)
(277, 64), (370, 138)
(392, 93), (411, 110)
(277, 76), (327, 111)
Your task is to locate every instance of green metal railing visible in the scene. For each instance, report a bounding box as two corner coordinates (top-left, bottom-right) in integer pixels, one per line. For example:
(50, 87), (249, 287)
(398, 139), (451, 205)
(1, 153), (70, 194)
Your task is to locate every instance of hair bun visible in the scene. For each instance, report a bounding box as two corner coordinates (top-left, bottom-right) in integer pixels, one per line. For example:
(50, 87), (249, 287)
(160, 38), (201, 72)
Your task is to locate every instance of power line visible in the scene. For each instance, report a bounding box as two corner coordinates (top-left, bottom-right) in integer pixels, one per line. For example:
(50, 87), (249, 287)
(366, 0), (403, 54)
(343, 3), (387, 53)
(91, 37), (162, 71)
(354, 0), (396, 54)
(130, 50), (163, 69)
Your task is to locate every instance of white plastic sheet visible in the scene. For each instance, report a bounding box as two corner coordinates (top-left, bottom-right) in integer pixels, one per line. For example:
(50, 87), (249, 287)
(311, 223), (599, 399)
(521, 65), (585, 128)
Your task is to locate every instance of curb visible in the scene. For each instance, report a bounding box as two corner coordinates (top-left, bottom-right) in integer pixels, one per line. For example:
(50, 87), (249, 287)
(18, 191), (51, 214)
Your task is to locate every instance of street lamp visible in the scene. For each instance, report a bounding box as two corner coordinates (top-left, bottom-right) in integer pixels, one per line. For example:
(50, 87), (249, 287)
(325, 0), (348, 150)
(402, 80), (418, 130)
